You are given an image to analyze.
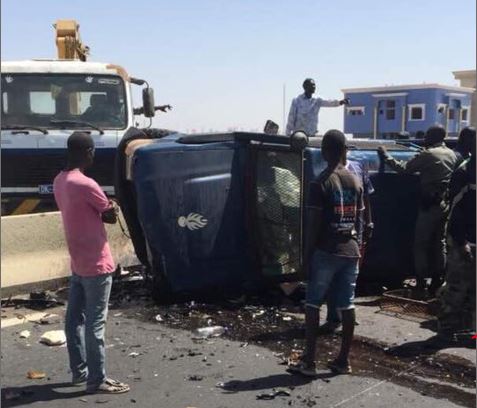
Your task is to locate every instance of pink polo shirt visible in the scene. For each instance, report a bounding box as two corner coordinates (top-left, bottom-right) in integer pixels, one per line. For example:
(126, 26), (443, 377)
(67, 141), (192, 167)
(53, 169), (115, 277)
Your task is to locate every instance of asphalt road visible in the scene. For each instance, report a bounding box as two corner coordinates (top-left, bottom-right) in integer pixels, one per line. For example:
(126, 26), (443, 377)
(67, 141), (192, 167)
(1, 301), (475, 408)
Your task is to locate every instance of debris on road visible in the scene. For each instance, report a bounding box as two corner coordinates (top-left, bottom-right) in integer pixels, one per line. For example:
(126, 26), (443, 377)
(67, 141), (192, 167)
(187, 374), (204, 381)
(15, 313), (27, 320)
(288, 350), (302, 361)
(252, 310), (266, 319)
(19, 330), (31, 338)
(301, 396), (317, 407)
(193, 326), (225, 338)
(1, 291), (64, 310)
(37, 313), (61, 325)
(26, 370), (46, 379)
(154, 314), (164, 322)
(256, 388), (291, 400)
(128, 352), (141, 358)
(39, 330), (66, 346)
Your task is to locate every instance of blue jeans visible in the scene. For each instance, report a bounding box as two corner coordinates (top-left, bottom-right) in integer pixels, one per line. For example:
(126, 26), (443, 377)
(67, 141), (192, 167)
(65, 273), (113, 388)
(306, 249), (359, 311)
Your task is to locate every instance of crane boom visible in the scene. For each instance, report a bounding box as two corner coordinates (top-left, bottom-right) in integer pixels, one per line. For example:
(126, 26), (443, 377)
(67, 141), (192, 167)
(54, 19), (89, 61)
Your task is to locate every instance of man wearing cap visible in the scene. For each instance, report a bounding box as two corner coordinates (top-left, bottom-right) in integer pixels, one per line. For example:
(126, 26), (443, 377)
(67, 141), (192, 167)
(53, 132), (130, 394)
(286, 78), (349, 136)
(377, 126), (458, 294)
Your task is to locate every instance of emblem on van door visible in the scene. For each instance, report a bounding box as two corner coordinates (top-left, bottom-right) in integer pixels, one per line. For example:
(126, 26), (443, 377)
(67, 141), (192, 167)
(178, 213), (208, 230)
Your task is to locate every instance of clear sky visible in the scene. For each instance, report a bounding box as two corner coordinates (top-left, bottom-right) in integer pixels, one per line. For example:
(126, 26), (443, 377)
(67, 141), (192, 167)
(2, 0), (475, 134)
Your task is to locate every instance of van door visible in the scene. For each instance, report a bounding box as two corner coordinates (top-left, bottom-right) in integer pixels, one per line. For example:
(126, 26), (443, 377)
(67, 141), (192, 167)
(248, 144), (303, 282)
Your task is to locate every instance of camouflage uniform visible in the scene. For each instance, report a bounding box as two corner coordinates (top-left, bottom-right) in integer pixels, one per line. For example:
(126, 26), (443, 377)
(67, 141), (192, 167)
(437, 240), (476, 333)
(384, 143), (458, 284)
(437, 156), (476, 334)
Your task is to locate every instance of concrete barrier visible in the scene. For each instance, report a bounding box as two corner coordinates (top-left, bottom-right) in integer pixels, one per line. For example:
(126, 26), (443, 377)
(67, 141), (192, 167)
(1, 211), (137, 294)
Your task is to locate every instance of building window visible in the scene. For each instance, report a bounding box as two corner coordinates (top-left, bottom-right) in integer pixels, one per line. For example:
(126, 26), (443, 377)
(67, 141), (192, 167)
(347, 106), (365, 116)
(462, 108), (469, 121)
(448, 109), (455, 120)
(437, 103), (447, 114)
(385, 100), (395, 120)
(408, 104), (425, 121)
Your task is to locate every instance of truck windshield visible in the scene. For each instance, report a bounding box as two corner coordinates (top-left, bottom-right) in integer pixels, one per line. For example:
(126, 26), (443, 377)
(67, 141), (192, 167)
(1, 74), (127, 130)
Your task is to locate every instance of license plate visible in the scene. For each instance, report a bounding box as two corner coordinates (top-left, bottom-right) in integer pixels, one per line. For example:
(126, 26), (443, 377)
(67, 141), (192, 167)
(38, 184), (54, 194)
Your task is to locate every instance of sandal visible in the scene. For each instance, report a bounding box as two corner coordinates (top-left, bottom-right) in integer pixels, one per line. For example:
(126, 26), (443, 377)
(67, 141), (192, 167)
(87, 378), (130, 394)
(327, 360), (352, 375)
(288, 359), (317, 377)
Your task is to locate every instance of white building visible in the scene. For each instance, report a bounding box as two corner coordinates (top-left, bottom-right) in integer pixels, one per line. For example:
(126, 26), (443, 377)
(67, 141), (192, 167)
(453, 70), (476, 128)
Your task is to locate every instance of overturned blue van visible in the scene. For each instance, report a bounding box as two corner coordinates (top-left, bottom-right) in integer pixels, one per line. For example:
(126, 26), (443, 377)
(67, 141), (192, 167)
(115, 129), (421, 300)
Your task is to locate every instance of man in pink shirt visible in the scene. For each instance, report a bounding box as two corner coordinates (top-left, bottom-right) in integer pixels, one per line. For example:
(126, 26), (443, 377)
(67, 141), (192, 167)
(54, 132), (129, 394)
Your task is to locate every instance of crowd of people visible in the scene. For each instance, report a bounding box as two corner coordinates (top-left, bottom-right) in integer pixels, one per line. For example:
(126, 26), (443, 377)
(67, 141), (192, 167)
(52, 79), (475, 391)
(287, 125), (475, 377)
(285, 77), (475, 376)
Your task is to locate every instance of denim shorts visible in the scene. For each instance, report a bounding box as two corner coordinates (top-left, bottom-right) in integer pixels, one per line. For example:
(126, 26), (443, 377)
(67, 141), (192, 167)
(306, 249), (359, 310)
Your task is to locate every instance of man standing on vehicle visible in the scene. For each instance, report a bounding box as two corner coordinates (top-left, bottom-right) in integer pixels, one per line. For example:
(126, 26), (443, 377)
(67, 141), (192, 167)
(377, 126), (458, 294)
(289, 129), (363, 376)
(54, 132), (130, 395)
(286, 78), (349, 136)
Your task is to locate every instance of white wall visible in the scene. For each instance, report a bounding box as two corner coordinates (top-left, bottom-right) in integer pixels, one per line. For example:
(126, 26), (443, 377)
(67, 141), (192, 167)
(453, 70), (477, 128)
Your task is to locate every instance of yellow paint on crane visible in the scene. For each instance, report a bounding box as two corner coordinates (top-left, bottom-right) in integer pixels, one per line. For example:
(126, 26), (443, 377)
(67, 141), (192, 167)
(54, 19), (89, 61)
(11, 199), (41, 215)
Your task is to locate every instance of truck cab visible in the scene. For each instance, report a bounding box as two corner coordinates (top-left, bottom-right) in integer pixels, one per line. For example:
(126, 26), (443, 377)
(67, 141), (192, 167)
(1, 60), (136, 214)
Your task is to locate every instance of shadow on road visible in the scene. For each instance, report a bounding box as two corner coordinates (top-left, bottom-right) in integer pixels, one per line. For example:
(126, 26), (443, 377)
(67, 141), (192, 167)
(2, 382), (85, 407)
(220, 372), (333, 393)
(386, 334), (476, 359)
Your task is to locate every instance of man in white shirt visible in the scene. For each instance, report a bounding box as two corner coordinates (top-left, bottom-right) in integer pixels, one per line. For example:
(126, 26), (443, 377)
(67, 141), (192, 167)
(286, 78), (349, 136)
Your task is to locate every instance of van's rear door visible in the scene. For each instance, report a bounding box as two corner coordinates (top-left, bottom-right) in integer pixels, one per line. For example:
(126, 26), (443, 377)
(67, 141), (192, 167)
(248, 143), (303, 283)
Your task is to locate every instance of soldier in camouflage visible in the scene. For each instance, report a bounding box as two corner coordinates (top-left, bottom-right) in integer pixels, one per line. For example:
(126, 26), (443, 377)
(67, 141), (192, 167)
(378, 126), (458, 294)
(437, 128), (476, 336)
